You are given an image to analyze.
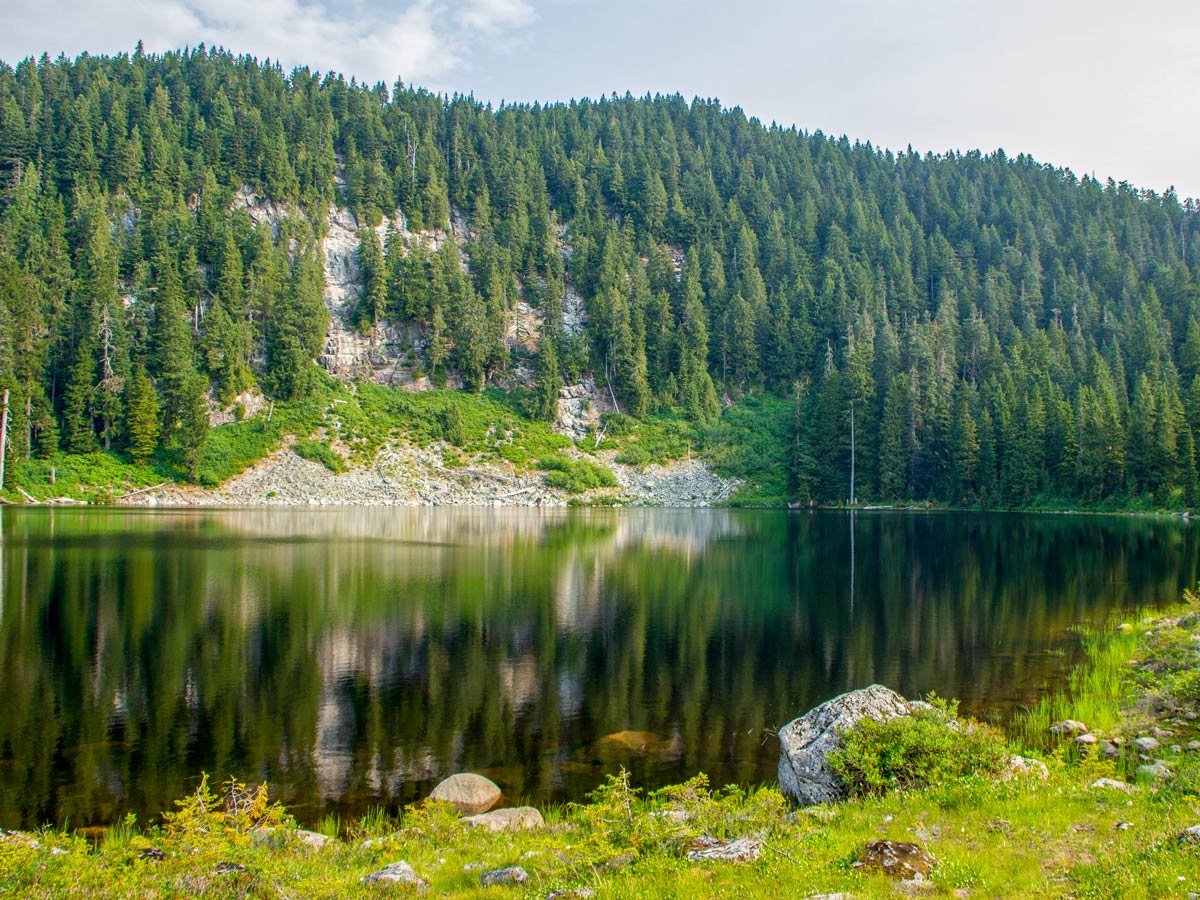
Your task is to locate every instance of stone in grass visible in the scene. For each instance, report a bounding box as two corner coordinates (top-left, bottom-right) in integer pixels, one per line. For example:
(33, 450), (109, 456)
(215, 862), (247, 875)
(1188, 741), (1200, 752)
(1074, 733), (1099, 748)
(1132, 736), (1160, 754)
(429, 773), (502, 816)
(684, 836), (762, 862)
(1048, 720), (1089, 736)
(1091, 778), (1134, 792)
(1179, 825), (1200, 845)
(1136, 761), (1172, 781)
(1002, 756), (1049, 780)
(137, 847), (166, 862)
(852, 841), (936, 880)
(546, 890), (597, 899)
(462, 807), (545, 832)
(362, 861), (430, 892)
(778, 684), (912, 806)
(295, 829), (331, 850)
(480, 866), (529, 886)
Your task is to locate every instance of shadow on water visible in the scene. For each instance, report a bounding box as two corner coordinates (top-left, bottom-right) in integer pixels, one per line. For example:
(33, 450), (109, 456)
(0, 506), (1195, 828)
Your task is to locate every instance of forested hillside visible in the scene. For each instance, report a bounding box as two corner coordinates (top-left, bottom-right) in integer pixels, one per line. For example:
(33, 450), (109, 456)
(0, 46), (1197, 506)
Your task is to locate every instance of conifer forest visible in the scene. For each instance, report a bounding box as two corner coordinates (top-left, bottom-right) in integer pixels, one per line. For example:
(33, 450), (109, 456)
(1, 46), (1198, 507)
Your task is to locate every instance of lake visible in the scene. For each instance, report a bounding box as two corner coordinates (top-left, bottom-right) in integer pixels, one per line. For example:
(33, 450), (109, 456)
(0, 507), (1196, 829)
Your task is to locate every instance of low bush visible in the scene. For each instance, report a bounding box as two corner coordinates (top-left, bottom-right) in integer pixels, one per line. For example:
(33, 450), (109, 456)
(828, 697), (1009, 797)
(538, 455), (619, 493)
(293, 438), (346, 473)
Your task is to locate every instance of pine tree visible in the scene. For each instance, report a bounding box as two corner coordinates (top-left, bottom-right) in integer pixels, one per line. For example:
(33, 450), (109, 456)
(534, 328), (562, 423)
(124, 364), (160, 464)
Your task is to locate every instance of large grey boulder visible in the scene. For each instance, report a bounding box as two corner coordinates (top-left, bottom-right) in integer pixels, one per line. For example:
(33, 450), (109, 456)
(429, 773), (502, 815)
(777, 684), (912, 805)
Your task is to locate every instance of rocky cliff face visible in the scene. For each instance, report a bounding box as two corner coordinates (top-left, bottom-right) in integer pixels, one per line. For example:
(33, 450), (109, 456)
(235, 183), (608, 434)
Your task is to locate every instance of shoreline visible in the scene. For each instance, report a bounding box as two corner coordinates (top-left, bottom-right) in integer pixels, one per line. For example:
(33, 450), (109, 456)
(3, 602), (1198, 897)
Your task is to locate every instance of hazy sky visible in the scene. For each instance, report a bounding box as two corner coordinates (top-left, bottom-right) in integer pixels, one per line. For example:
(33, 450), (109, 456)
(4, 1), (1199, 197)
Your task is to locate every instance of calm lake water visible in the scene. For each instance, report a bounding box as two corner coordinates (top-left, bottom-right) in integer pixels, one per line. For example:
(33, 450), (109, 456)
(0, 507), (1196, 829)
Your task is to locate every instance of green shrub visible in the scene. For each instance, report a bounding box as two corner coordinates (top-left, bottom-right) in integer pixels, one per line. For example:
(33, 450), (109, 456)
(828, 697), (1009, 797)
(293, 438), (346, 473)
(537, 455), (619, 493)
(614, 446), (651, 466)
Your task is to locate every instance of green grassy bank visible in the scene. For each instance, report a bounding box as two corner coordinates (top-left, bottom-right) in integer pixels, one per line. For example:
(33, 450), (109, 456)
(3, 599), (1200, 898)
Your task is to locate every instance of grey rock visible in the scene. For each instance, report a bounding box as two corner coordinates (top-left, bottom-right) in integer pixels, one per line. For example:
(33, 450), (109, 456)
(852, 840), (936, 879)
(362, 861), (429, 891)
(1074, 733), (1098, 746)
(1133, 736), (1160, 753)
(295, 829), (331, 850)
(1001, 756), (1049, 781)
(1102, 740), (1122, 759)
(684, 836), (762, 862)
(1188, 741), (1200, 752)
(1179, 824), (1200, 845)
(1090, 778), (1134, 792)
(1048, 720), (1089, 736)
(138, 847), (166, 862)
(778, 684), (912, 805)
(546, 890), (596, 899)
(429, 773), (502, 816)
(1135, 761), (1172, 781)
(462, 807), (545, 832)
(480, 866), (529, 886)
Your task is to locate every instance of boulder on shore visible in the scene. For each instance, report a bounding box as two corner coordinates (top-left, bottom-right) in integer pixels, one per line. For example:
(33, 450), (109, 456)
(462, 806), (545, 832)
(777, 684), (912, 806)
(429, 773), (502, 816)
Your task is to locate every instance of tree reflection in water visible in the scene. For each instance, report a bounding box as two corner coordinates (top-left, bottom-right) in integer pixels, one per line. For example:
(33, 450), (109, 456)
(0, 507), (1195, 828)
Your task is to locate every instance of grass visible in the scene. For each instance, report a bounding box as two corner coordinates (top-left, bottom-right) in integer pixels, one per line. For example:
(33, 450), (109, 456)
(4, 595), (1200, 898)
(703, 392), (794, 505)
(3, 451), (169, 503)
(1018, 624), (1145, 748)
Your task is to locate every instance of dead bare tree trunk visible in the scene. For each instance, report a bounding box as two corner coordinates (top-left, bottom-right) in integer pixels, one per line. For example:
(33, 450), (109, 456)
(0, 390), (9, 491)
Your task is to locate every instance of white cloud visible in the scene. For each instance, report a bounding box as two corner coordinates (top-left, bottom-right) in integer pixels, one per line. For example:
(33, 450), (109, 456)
(0, 0), (540, 88)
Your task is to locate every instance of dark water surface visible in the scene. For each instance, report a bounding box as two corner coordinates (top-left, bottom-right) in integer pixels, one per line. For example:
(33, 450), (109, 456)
(0, 507), (1196, 829)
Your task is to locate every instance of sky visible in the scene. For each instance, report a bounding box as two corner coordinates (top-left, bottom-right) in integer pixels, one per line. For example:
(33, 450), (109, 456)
(3, 0), (1199, 198)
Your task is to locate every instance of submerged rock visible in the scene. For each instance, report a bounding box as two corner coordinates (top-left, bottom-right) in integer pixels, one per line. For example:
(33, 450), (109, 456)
(462, 807), (545, 832)
(852, 840), (936, 879)
(429, 773), (502, 816)
(778, 684), (912, 805)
